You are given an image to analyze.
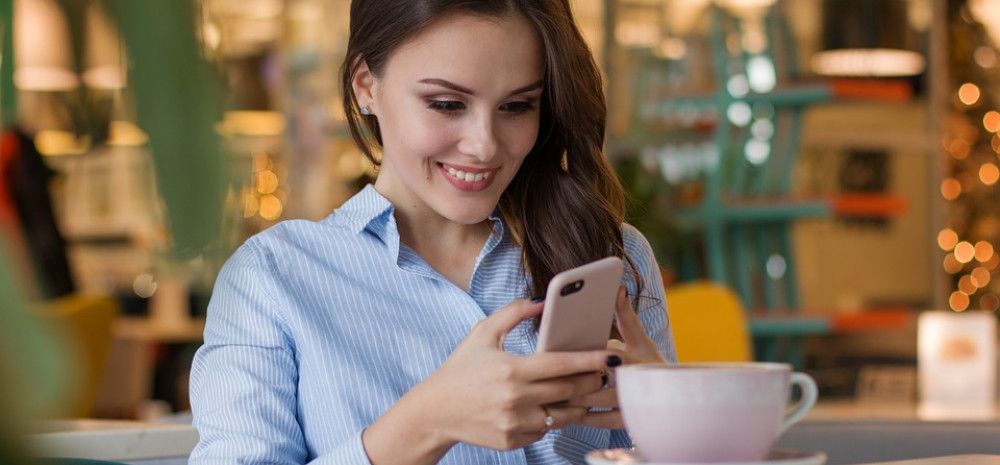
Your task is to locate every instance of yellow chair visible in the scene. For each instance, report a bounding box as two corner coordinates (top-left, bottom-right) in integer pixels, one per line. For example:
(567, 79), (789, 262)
(35, 295), (119, 417)
(666, 281), (753, 362)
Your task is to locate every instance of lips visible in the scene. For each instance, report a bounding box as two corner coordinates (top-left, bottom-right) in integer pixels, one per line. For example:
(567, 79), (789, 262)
(437, 162), (499, 192)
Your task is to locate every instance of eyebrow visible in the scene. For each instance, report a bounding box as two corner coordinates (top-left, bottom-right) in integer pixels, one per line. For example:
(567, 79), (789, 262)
(418, 78), (544, 97)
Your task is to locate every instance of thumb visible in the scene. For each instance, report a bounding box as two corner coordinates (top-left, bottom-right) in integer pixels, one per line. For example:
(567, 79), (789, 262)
(473, 299), (543, 347)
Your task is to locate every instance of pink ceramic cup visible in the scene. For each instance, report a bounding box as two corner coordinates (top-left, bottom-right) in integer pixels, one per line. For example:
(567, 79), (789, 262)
(616, 362), (818, 463)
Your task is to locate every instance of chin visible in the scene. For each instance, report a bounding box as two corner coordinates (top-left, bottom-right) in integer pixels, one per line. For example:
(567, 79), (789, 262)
(438, 202), (498, 225)
(447, 210), (495, 225)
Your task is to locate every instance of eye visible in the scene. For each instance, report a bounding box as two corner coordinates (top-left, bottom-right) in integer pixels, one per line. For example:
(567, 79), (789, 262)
(427, 100), (465, 113)
(499, 100), (536, 114)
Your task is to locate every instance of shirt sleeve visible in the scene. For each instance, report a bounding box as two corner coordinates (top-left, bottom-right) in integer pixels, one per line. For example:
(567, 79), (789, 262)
(558, 224), (678, 462)
(188, 240), (374, 465)
(620, 223), (677, 363)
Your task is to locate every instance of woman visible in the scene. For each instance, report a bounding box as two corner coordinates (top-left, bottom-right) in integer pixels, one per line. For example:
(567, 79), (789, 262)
(189, 1), (676, 464)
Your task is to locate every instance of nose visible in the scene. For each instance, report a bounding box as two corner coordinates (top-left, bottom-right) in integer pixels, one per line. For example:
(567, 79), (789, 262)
(456, 113), (499, 162)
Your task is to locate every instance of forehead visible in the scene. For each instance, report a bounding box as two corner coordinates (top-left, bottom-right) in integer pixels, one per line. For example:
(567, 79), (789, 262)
(381, 12), (545, 93)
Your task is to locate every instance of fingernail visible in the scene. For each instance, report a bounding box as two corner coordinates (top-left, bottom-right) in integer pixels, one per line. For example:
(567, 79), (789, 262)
(531, 295), (545, 303)
(606, 355), (622, 367)
(601, 373), (609, 387)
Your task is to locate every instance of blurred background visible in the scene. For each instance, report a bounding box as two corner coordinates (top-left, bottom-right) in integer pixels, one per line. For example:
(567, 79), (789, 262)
(2, 0), (1000, 463)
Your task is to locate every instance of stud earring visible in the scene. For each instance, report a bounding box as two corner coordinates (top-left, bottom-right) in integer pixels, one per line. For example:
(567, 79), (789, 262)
(360, 105), (372, 116)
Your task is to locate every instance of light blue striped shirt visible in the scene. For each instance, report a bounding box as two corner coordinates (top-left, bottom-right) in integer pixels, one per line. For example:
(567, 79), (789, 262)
(190, 184), (676, 465)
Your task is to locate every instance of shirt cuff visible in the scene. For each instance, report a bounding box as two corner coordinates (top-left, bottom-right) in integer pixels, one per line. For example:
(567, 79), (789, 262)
(309, 430), (374, 465)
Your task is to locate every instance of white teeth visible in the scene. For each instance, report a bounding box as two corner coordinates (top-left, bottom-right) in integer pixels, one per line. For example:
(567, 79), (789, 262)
(442, 164), (492, 182)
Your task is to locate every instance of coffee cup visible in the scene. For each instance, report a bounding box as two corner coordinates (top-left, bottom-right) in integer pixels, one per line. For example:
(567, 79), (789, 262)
(615, 362), (818, 463)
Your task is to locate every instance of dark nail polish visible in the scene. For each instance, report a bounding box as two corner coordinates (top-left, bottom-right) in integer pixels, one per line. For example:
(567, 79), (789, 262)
(606, 355), (622, 367)
(601, 373), (609, 387)
(531, 295), (545, 303)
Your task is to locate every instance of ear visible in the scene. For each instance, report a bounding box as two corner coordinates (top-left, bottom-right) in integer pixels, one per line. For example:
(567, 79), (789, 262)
(351, 58), (377, 114)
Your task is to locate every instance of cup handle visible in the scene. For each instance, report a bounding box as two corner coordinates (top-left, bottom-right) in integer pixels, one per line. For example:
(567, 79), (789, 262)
(779, 372), (818, 434)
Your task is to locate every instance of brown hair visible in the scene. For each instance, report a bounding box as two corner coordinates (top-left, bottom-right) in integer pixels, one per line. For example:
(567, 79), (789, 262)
(341, 0), (642, 303)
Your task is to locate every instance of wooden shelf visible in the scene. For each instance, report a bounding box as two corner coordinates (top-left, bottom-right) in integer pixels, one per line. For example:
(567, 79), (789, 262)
(749, 308), (912, 338)
(113, 316), (205, 343)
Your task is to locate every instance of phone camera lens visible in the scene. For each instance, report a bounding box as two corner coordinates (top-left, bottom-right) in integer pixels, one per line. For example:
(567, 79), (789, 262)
(560, 280), (585, 296)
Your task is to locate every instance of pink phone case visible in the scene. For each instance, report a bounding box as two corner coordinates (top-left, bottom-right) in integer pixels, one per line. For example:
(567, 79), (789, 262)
(536, 256), (624, 352)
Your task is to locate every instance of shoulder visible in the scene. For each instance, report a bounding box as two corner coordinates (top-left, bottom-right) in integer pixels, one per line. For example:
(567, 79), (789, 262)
(238, 217), (349, 267)
(621, 222), (657, 267)
(618, 222), (666, 297)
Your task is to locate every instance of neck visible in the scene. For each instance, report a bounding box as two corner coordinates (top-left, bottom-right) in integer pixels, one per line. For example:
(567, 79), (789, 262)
(372, 181), (492, 260)
(394, 206), (492, 258)
(391, 200), (493, 292)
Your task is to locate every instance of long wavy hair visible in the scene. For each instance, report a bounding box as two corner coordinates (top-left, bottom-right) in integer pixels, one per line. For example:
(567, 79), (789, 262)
(341, 0), (642, 305)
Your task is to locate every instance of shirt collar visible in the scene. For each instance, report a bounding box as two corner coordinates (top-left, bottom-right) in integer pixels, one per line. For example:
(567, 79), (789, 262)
(334, 183), (508, 246)
(335, 184), (395, 239)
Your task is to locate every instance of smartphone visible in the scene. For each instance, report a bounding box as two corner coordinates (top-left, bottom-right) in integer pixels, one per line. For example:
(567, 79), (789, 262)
(536, 256), (624, 352)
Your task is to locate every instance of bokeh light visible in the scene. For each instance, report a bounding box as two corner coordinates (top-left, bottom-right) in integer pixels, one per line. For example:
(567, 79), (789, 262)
(938, 229), (959, 250)
(259, 195), (283, 220)
(958, 275), (977, 295)
(744, 140), (771, 165)
(256, 170), (279, 194)
(985, 253), (1000, 270)
(727, 101), (752, 127)
(252, 151), (272, 172)
(959, 82), (981, 105)
(243, 192), (258, 218)
(943, 254), (963, 274)
(975, 241), (995, 262)
(941, 178), (962, 200)
(766, 254), (787, 279)
(132, 274), (157, 298)
(975, 46), (997, 68)
(955, 241), (976, 263)
(949, 291), (970, 312)
(948, 139), (970, 159)
(980, 163), (1000, 185)
(971, 266), (992, 288)
(985, 111), (1000, 132)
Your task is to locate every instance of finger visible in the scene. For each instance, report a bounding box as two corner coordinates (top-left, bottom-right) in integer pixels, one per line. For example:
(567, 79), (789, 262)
(565, 387), (619, 409)
(576, 410), (624, 430)
(473, 300), (543, 347)
(517, 350), (616, 380)
(520, 372), (604, 405)
(615, 286), (645, 345)
(606, 346), (640, 366)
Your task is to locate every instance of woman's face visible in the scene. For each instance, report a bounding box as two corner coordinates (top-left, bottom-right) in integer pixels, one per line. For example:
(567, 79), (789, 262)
(356, 12), (544, 225)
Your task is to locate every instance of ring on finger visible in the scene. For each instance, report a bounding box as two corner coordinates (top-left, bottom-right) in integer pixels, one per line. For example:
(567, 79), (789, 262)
(542, 406), (555, 432)
(601, 370), (616, 389)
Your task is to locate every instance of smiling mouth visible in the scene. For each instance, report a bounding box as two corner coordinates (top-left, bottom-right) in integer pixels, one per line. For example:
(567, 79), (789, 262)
(436, 162), (498, 192)
(441, 164), (493, 182)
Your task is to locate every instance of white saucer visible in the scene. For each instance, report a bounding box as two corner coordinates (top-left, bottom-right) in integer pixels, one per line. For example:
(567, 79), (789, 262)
(585, 448), (827, 465)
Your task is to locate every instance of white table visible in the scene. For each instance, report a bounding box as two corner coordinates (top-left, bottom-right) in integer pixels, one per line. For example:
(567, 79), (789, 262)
(855, 455), (1000, 465)
(30, 419), (197, 465)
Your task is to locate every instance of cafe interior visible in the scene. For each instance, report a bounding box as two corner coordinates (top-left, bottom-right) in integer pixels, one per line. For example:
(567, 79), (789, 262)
(2, 0), (1000, 464)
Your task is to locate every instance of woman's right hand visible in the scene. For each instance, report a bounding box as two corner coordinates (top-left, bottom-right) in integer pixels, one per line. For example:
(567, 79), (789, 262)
(363, 299), (613, 464)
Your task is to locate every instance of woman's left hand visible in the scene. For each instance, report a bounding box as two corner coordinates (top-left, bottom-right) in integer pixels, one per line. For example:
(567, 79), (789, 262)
(565, 286), (666, 429)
